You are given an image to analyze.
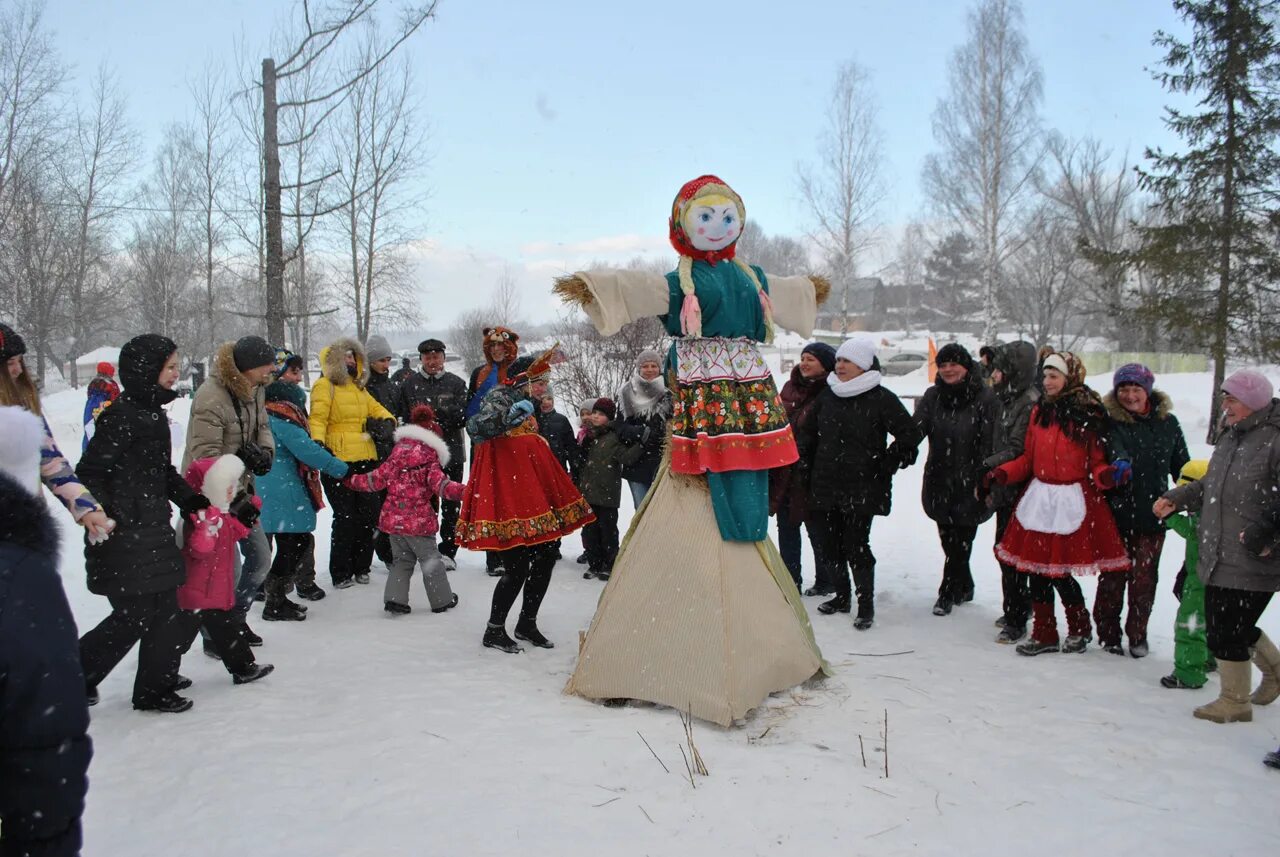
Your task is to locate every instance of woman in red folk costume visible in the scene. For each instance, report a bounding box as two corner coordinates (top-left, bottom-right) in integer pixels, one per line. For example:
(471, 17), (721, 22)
(987, 352), (1131, 656)
(457, 347), (594, 653)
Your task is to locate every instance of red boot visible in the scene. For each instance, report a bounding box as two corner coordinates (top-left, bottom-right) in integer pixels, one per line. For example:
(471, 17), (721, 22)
(1016, 602), (1060, 656)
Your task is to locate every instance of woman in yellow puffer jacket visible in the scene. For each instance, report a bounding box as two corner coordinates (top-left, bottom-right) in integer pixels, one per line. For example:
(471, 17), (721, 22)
(310, 337), (395, 588)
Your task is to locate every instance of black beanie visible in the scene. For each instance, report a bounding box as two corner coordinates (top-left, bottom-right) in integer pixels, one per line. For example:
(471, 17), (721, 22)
(233, 335), (277, 372)
(119, 334), (178, 391)
(0, 323), (26, 360)
(801, 342), (837, 372)
(935, 343), (976, 373)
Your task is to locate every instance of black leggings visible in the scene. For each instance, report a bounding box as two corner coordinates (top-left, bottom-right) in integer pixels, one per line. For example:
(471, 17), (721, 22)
(487, 543), (558, 627)
(265, 532), (314, 596)
(1029, 574), (1086, 607)
(79, 590), (185, 705)
(806, 509), (875, 604)
(322, 460), (382, 584)
(937, 523), (978, 600)
(174, 609), (256, 674)
(1205, 585), (1274, 661)
(996, 507), (1030, 627)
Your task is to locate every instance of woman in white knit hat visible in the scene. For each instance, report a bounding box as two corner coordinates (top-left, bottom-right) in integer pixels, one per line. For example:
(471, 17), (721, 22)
(794, 336), (922, 630)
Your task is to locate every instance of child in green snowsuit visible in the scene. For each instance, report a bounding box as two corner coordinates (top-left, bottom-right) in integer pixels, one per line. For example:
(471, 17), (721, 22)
(1161, 459), (1211, 690)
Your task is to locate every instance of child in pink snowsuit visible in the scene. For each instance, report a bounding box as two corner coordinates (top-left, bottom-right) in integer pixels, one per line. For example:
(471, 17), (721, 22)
(174, 455), (273, 685)
(345, 405), (466, 615)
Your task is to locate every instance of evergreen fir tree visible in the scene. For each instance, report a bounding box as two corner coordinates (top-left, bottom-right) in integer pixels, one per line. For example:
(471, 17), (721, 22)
(1130, 0), (1280, 438)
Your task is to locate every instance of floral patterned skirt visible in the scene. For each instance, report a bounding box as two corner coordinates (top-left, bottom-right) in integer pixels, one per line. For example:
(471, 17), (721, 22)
(456, 430), (595, 551)
(668, 337), (798, 474)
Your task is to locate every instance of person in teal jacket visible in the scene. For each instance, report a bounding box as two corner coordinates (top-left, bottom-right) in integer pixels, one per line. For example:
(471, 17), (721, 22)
(257, 353), (349, 616)
(1161, 459), (1212, 689)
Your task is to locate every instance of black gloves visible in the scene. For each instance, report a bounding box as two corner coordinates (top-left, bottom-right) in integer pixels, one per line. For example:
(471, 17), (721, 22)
(178, 494), (212, 517)
(236, 441), (274, 476)
(229, 491), (260, 528)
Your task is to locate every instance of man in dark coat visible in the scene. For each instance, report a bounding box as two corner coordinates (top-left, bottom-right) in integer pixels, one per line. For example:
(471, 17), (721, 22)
(913, 343), (997, 616)
(390, 356), (414, 385)
(981, 340), (1040, 643)
(0, 414), (92, 857)
(396, 338), (470, 565)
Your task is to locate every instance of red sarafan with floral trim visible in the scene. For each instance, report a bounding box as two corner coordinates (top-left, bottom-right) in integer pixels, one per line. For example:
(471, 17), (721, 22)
(993, 392), (1131, 577)
(456, 421), (595, 550)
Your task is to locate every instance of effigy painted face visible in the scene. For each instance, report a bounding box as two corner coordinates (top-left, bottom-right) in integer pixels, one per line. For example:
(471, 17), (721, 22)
(683, 193), (741, 253)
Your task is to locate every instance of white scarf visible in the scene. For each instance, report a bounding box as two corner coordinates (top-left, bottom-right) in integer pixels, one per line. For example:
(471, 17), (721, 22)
(827, 370), (882, 398)
(618, 371), (668, 419)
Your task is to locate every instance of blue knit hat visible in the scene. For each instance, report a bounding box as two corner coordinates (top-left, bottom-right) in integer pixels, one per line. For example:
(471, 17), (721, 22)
(801, 342), (837, 372)
(1113, 363), (1154, 396)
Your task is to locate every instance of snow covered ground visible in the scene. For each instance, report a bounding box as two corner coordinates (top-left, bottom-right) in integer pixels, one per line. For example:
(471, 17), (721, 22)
(41, 369), (1277, 857)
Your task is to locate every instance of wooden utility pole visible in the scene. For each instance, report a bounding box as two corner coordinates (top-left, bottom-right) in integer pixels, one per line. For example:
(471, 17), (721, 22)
(262, 58), (287, 344)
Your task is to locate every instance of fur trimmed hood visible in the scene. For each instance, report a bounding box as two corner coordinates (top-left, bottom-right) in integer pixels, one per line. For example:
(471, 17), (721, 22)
(212, 341), (258, 403)
(1104, 389), (1173, 423)
(0, 469), (59, 560)
(185, 454), (246, 512)
(393, 423), (451, 466)
(319, 337), (368, 387)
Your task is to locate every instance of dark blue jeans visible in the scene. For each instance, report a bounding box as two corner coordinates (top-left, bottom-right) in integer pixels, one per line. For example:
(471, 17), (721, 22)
(776, 498), (803, 588)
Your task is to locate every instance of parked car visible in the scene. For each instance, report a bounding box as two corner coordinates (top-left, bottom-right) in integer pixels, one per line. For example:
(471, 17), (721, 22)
(880, 351), (928, 376)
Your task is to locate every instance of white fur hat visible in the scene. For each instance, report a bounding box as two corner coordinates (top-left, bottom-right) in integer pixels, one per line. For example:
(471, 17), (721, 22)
(201, 454), (246, 511)
(0, 405), (44, 496)
(836, 336), (877, 371)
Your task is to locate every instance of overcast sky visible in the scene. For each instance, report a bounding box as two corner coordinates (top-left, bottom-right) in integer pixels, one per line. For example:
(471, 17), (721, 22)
(44, 0), (1188, 328)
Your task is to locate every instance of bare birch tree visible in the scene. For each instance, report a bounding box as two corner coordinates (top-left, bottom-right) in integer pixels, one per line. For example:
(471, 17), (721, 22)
(0, 0), (65, 240)
(259, 0), (438, 342)
(922, 0), (1043, 344)
(736, 221), (810, 277)
(58, 65), (135, 385)
(0, 157), (74, 380)
(797, 60), (885, 334)
(186, 64), (237, 356)
(331, 32), (423, 340)
(126, 125), (201, 345)
(1000, 204), (1087, 350)
(1039, 134), (1144, 344)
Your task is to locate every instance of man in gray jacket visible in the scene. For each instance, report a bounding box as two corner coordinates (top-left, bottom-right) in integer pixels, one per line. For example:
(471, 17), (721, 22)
(395, 339), (468, 568)
(183, 335), (278, 650)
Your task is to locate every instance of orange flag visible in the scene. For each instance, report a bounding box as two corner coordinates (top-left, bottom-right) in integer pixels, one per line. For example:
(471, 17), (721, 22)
(927, 337), (938, 383)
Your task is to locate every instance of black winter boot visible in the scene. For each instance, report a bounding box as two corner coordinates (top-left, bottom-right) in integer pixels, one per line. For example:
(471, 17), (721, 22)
(263, 597), (307, 621)
(295, 581), (327, 601)
(818, 594), (851, 614)
(231, 663), (275, 685)
(134, 692), (194, 713)
(384, 601), (412, 616)
(932, 596), (953, 616)
(483, 624), (523, 654)
(514, 620), (554, 649)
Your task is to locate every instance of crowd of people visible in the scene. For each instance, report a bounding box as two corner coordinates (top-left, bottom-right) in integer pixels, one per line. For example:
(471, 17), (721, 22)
(1, 314), (1279, 856)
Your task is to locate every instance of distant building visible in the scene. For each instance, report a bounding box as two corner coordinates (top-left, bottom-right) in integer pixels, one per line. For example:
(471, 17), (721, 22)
(814, 278), (985, 335)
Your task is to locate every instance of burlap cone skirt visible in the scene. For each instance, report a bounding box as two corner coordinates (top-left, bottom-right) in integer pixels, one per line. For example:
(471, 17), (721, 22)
(564, 462), (829, 727)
